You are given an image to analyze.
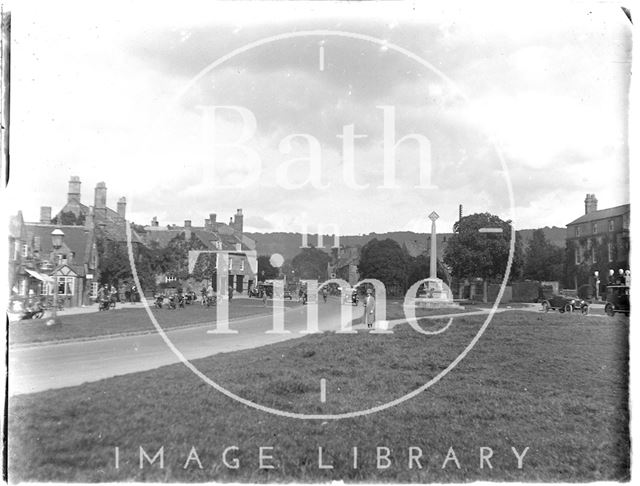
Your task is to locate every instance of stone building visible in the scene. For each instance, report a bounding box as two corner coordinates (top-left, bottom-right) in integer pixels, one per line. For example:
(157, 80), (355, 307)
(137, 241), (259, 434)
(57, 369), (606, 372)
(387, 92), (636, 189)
(565, 194), (630, 294)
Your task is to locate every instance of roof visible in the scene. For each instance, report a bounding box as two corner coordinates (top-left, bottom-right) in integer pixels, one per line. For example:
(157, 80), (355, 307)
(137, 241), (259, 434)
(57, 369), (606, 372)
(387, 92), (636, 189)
(94, 207), (145, 244)
(142, 227), (250, 252)
(567, 204), (630, 226)
(24, 223), (94, 267)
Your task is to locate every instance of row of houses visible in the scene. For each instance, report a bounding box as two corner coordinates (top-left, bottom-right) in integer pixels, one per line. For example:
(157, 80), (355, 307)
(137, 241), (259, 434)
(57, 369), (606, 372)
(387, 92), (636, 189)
(8, 177), (258, 307)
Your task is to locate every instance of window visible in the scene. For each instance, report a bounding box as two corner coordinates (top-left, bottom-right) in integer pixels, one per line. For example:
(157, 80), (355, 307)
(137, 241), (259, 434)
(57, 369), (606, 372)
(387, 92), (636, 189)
(591, 246), (597, 264)
(229, 258), (233, 271)
(592, 223), (597, 234)
(609, 220), (614, 232)
(575, 248), (581, 265)
(21, 244), (29, 257)
(34, 236), (41, 250)
(13, 241), (19, 260)
(239, 259), (245, 271)
(623, 213), (630, 229)
(166, 275), (177, 282)
(55, 276), (75, 295)
(91, 282), (98, 298)
(575, 226), (581, 237)
(608, 242), (614, 262)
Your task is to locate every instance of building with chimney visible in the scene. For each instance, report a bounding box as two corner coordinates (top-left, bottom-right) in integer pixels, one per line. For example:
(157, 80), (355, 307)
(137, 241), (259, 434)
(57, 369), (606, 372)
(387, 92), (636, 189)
(8, 177), (146, 307)
(142, 209), (257, 294)
(565, 193), (630, 294)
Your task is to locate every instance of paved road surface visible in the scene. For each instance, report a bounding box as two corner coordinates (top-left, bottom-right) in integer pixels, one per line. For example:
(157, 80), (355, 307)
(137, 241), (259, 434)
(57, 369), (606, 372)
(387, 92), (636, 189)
(9, 299), (362, 396)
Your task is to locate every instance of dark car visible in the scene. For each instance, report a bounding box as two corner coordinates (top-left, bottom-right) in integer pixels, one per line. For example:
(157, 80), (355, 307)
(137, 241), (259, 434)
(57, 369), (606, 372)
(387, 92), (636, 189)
(541, 294), (589, 314)
(604, 285), (630, 317)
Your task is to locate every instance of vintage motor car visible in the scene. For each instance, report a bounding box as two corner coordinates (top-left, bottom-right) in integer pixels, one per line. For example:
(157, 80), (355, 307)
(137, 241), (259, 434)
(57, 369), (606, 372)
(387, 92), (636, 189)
(604, 285), (630, 317)
(541, 294), (589, 314)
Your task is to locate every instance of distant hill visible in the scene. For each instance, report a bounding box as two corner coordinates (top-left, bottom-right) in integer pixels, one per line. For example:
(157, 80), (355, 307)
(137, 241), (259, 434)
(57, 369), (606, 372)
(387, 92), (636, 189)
(247, 226), (567, 261)
(518, 226), (566, 249)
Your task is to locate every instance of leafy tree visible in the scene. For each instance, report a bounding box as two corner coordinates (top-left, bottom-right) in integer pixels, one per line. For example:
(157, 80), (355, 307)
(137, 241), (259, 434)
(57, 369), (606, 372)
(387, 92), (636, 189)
(291, 247), (331, 280)
(52, 211), (85, 226)
(358, 238), (409, 292)
(96, 238), (131, 286)
(406, 253), (450, 287)
(257, 255), (279, 281)
(443, 213), (523, 282)
(523, 229), (564, 281)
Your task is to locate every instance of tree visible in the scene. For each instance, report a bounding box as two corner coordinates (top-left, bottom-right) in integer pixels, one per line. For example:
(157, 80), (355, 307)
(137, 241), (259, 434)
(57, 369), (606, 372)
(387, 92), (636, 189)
(523, 229), (564, 281)
(291, 247), (331, 280)
(52, 211), (85, 226)
(358, 238), (409, 293)
(443, 212), (522, 282)
(257, 255), (279, 281)
(406, 253), (450, 287)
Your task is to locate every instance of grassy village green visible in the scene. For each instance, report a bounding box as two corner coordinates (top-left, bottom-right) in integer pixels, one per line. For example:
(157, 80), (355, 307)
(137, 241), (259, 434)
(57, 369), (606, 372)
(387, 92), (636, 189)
(9, 311), (629, 482)
(8, 299), (298, 346)
(11, 297), (482, 346)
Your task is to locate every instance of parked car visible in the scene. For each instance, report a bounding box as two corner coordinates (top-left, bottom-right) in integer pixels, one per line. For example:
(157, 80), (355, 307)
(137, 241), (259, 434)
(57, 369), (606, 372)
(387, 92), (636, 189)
(541, 294), (589, 314)
(604, 285), (630, 317)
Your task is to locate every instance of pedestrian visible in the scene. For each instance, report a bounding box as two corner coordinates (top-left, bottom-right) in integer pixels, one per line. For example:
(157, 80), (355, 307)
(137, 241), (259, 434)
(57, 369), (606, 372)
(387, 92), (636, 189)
(322, 287), (328, 303)
(364, 288), (376, 329)
(228, 285), (234, 301)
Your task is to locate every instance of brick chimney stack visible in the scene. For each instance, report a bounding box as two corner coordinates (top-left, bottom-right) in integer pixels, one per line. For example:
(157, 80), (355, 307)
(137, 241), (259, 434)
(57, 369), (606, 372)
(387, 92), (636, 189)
(234, 208), (243, 236)
(585, 194), (598, 214)
(117, 197), (127, 218)
(40, 206), (52, 224)
(184, 220), (192, 240)
(94, 182), (107, 219)
(151, 216), (159, 227)
(67, 176), (81, 203)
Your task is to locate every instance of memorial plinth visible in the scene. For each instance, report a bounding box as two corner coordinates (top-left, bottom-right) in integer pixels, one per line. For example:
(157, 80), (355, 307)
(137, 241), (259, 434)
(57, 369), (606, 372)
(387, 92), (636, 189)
(413, 211), (462, 309)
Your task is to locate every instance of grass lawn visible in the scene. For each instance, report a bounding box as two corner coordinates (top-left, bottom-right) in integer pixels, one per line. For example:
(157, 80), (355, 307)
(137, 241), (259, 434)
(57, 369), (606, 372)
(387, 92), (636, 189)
(9, 311), (629, 482)
(9, 299), (298, 346)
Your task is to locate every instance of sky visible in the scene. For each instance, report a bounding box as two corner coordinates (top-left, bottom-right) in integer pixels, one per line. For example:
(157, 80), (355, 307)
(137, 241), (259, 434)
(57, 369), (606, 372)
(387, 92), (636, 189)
(3, 1), (632, 236)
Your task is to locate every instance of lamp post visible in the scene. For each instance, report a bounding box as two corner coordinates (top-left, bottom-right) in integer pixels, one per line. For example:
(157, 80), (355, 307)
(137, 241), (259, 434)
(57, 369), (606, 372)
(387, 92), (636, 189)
(47, 228), (65, 326)
(594, 271), (600, 301)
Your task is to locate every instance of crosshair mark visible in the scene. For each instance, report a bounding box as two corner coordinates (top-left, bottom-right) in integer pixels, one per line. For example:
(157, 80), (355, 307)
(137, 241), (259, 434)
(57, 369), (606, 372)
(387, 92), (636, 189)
(320, 378), (326, 403)
(319, 45), (325, 71)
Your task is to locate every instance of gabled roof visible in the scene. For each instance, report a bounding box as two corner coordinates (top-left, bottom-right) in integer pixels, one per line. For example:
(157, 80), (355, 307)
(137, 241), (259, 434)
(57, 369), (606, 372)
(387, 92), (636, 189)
(567, 204), (630, 226)
(24, 223), (94, 266)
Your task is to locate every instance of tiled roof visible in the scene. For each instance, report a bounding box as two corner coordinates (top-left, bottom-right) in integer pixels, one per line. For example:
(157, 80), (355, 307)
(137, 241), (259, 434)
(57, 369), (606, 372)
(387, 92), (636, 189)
(567, 204), (630, 226)
(25, 223), (93, 266)
(94, 207), (145, 244)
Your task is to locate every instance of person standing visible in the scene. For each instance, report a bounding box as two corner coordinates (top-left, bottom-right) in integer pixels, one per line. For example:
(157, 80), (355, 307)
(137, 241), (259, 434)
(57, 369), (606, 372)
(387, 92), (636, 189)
(364, 288), (376, 329)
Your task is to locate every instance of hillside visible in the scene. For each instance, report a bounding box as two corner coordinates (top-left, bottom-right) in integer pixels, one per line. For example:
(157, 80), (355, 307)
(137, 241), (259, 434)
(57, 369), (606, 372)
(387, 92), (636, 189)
(247, 226), (566, 261)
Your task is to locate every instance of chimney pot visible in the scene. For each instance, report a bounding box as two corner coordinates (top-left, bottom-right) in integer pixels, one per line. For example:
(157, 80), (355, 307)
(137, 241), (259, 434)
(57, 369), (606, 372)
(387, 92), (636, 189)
(40, 206), (52, 224)
(184, 220), (192, 228)
(67, 176), (82, 204)
(117, 197), (127, 218)
(584, 193), (598, 215)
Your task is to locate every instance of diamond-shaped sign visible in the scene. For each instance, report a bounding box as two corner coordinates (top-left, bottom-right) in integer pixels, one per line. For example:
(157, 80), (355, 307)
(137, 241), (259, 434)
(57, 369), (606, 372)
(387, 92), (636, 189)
(428, 211), (439, 221)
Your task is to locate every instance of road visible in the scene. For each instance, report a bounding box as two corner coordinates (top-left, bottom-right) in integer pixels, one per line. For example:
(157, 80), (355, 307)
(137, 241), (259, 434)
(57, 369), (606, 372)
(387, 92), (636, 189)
(9, 299), (362, 396)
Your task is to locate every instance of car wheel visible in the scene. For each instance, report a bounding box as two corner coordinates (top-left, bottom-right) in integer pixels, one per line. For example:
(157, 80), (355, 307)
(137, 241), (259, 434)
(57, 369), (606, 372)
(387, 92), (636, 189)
(581, 305), (589, 315)
(605, 304), (615, 317)
(564, 304), (573, 313)
(541, 301), (550, 313)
